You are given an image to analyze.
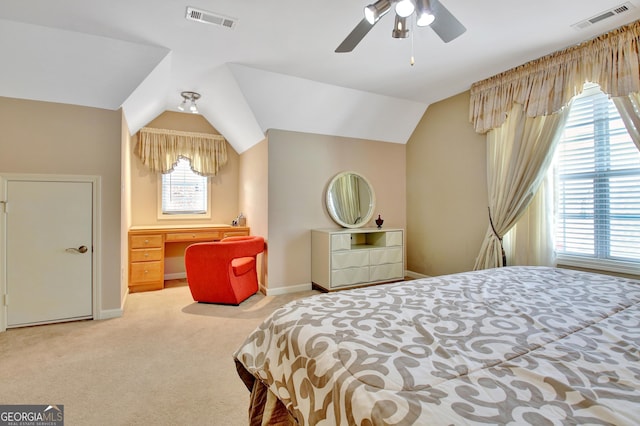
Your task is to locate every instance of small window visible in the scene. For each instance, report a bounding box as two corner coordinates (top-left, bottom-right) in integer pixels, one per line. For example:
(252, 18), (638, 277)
(159, 157), (210, 218)
(554, 84), (640, 270)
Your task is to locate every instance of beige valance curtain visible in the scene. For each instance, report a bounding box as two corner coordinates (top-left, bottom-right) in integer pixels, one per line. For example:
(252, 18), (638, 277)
(135, 127), (228, 176)
(470, 20), (640, 134)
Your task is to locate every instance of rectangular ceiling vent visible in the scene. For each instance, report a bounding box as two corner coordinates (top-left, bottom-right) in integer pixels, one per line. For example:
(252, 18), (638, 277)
(571, 2), (634, 30)
(185, 7), (237, 29)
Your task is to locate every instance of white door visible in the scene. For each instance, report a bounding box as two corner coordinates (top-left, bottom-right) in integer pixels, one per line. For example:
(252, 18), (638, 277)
(6, 179), (93, 327)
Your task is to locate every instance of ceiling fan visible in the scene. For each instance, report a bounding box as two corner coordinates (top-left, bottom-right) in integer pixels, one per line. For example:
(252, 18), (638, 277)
(336, 0), (466, 53)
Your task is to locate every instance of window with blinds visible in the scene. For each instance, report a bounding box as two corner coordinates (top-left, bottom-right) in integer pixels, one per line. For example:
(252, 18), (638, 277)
(554, 84), (640, 266)
(161, 157), (208, 215)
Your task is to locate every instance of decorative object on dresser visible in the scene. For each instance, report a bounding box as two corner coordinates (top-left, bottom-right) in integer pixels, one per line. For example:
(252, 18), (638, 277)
(326, 171), (375, 228)
(375, 214), (384, 228)
(311, 227), (404, 291)
(127, 225), (249, 292)
(184, 235), (265, 305)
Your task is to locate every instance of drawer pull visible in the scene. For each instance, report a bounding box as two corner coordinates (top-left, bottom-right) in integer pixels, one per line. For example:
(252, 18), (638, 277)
(144, 239), (149, 244)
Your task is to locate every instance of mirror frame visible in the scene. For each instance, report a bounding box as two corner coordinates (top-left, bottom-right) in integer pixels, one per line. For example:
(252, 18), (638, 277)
(325, 171), (376, 228)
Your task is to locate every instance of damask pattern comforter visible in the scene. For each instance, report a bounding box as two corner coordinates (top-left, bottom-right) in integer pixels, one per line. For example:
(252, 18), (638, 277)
(233, 266), (640, 425)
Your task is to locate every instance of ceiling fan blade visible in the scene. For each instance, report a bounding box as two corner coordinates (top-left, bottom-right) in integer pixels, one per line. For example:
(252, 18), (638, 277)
(335, 18), (375, 53)
(430, 0), (466, 43)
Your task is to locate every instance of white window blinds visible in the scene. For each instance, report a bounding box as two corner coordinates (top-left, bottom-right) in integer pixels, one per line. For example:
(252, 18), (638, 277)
(554, 85), (640, 263)
(161, 157), (207, 215)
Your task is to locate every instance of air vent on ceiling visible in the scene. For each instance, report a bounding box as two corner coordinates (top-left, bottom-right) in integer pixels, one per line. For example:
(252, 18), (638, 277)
(185, 6), (237, 29)
(571, 2), (635, 30)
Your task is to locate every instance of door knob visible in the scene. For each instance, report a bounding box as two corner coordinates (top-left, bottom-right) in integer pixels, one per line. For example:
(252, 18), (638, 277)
(66, 245), (89, 254)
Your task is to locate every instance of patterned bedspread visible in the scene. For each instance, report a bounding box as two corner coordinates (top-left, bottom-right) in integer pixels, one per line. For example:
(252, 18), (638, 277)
(233, 266), (640, 425)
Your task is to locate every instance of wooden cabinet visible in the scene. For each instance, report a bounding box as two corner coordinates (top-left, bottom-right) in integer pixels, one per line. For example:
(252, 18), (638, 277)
(311, 228), (404, 291)
(128, 233), (164, 292)
(128, 226), (249, 293)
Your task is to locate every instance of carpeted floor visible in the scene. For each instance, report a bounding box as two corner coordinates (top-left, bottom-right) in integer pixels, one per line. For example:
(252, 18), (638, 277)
(0, 281), (318, 425)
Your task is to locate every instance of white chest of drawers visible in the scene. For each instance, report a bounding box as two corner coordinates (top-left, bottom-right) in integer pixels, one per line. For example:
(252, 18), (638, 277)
(311, 228), (404, 291)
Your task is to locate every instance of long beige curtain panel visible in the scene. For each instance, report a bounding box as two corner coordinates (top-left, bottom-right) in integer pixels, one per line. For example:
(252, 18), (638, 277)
(613, 91), (640, 151)
(473, 104), (569, 270)
(135, 127), (228, 176)
(469, 19), (640, 134)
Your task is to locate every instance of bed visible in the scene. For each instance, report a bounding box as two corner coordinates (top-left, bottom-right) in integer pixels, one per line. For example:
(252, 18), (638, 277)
(233, 266), (640, 425)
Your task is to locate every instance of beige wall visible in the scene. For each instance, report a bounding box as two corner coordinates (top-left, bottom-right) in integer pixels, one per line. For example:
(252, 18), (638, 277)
(121, 112), (133, 302)
(406, 91), (488, 276)
(130, 111), (240, 226)
(266, 129), (406, 291)
(0, 91), (489, 311)
(0, 96), (123, 312)
(238, 139), (269, 287)
(129, 111), (241, 276)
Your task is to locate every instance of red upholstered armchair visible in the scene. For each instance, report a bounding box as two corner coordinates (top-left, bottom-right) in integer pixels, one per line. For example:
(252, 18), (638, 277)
(184, 235), (265, 305)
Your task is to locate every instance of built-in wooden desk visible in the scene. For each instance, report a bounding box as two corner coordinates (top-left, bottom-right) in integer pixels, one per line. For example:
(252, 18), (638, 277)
(128, 225), (250, 292)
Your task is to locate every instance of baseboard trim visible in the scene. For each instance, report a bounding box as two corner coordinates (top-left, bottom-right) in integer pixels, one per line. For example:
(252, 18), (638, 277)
(264, 282), (313, 296)
(405, 270), (430, 280)
(98, 308), (123, 320)
(263, 275), (432, 296)
(165, 272), (187, 280)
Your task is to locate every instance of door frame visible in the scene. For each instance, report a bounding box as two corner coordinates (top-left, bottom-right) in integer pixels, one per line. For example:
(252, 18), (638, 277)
(0, 173), (102, 332)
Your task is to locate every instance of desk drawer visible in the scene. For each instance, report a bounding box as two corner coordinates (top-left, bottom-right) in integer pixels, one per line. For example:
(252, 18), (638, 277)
(130, 247), (163, 262)
(223, 230), (250, 238)
(130, 234), (163, 249)
(165, 231), (222, 242)
(130, 261), (163, 283)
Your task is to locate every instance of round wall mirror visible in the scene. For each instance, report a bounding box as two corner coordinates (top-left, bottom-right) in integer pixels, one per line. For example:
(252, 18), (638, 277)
(326, 171), (376, 228)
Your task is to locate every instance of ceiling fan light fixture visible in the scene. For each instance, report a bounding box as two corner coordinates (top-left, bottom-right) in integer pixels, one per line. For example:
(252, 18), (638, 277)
(394, 0), (415, 18)
(364, 0), (391, 24)
(415, 0), (435, 26)
(179, 91), (201, 114)
(336, 0), (466, 52)
(391, 15), (409, 38)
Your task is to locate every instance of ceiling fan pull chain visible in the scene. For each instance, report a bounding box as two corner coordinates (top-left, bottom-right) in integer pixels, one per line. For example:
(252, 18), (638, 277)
(410, 15), (416, 66)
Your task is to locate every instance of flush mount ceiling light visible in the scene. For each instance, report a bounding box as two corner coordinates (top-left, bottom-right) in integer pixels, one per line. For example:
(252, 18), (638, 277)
(178, 91), (200, 114)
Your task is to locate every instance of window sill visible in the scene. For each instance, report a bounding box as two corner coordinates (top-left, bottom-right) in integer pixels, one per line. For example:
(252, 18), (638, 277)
(556, 255), (640, 277)
(157, 213), (211, 221)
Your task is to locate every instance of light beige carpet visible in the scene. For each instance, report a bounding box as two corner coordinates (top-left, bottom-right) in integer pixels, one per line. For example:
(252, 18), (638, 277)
(0, 281), (318, 425)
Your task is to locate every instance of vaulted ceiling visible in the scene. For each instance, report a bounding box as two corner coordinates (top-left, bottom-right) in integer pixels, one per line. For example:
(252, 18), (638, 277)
(1, 1), (638, 153)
